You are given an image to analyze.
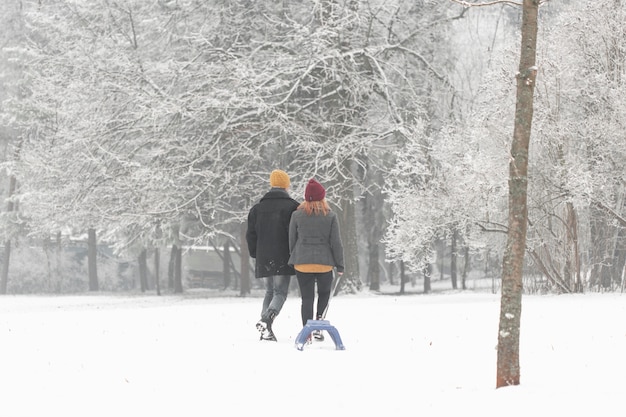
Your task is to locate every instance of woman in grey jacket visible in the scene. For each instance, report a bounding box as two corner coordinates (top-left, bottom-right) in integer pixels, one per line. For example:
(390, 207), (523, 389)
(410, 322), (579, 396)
(288, 178), (344, 340)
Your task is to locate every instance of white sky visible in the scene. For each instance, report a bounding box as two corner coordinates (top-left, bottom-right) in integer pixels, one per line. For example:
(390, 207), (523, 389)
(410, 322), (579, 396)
(1, 288), (624, 417)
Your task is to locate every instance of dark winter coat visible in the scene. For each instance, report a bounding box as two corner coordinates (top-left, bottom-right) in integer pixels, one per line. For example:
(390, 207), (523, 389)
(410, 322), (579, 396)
(246, 188), (299, 278)
(288, 209), (344, 273)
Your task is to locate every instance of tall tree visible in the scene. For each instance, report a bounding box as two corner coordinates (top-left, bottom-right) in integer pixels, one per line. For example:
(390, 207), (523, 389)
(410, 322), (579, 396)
(87, 228), (99, 291)
(0, 0), (26, 294)
(496, 0), (539, 388)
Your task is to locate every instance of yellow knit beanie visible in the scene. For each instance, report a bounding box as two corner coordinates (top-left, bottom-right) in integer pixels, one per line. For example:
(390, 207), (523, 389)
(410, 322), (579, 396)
(269, 169), (290, 189)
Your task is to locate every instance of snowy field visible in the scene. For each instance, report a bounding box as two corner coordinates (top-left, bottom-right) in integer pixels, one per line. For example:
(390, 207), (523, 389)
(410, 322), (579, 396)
(1, 288), (624, 417)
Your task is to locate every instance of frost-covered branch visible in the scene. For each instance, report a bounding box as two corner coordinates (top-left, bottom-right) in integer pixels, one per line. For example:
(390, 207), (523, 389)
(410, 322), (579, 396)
(449, 0), (522, 7)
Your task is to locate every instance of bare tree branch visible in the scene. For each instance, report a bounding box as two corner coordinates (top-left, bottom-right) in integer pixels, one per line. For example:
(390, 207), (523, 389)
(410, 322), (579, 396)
(449, 0), (552, 7)
(449, 0), (522, 7)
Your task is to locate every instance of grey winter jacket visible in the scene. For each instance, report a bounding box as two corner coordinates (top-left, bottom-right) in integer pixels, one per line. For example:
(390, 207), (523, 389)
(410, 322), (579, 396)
(288, 209), (344, 273)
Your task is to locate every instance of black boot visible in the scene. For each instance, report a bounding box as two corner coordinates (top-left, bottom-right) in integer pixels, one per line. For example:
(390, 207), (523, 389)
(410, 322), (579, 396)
(313, 314), (325, 341)
(256, 309), (278, 341)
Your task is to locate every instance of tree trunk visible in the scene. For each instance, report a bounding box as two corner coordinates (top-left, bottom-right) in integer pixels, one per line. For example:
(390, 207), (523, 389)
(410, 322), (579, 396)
(337, 188), (361, 294)
(154, 248), (161, 296)
(0, 173), (17, 294)
(451, 230), (458, 289)
(168, 244), (175, 290)
(440, 247), (444, 281)
(496, 0), (539, 389)
(223, 240), (231, 290)
(365, 167), (384, 292)
(173, 244), (182, 293)
(169, 225), (183, 293)
(240, 222), (251, 296)
(43, 237), (53, 291)
(612, 227), (626, 292)
(138, 248), (148, 292)
(566, 202), (583, 293)
(1, 242), (11, 295)
(423, 262), (432, 294)
(87, 228), (99, 291)
(367, 225), (381, 291)
(462, 246), (470, 290)
(55, 232), (62, 292)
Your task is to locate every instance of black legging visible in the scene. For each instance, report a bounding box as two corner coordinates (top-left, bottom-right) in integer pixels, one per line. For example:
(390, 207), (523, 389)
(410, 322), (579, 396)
(296, 270), (333, 326)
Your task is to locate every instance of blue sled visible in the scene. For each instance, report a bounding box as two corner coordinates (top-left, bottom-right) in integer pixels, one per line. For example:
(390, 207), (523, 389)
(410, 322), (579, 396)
(294, 319), (345, 351)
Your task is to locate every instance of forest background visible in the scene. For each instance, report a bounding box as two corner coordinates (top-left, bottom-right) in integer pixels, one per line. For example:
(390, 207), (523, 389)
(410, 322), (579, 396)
(0, 0), (624, 296)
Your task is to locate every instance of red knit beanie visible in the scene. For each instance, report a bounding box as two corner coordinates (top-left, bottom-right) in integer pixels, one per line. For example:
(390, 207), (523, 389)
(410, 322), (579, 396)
(305, 178), (326, 202)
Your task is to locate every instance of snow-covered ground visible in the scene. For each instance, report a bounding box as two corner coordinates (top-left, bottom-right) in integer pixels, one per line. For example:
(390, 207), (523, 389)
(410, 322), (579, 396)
(1, 288), (624, 416)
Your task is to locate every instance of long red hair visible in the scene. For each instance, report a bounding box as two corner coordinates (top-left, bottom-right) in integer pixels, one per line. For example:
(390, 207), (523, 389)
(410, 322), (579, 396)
(298, 199), (330, 216)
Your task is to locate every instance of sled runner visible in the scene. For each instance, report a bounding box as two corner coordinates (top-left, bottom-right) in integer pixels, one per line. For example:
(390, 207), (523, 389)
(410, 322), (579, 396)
(294, 319), (345, 351)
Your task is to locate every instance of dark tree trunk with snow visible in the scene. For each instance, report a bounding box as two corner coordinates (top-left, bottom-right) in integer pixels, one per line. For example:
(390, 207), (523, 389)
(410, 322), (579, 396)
(87, 228), (99, 291)
(497, 0), (539, 389)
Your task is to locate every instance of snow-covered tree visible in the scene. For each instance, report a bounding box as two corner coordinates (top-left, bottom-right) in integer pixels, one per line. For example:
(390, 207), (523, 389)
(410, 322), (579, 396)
(2, 0), (460, 293)
(530, 0), (626, 292)
(384, 4), (514, 277)
(0, 0), (30, 293)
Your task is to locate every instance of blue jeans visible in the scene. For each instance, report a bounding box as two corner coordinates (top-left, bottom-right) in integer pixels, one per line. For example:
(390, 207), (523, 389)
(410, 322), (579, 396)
(261, 275), (291, 319)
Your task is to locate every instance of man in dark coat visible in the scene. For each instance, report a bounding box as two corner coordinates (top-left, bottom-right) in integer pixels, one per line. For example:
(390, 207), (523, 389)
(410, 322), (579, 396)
(246, 169), (299, 341)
